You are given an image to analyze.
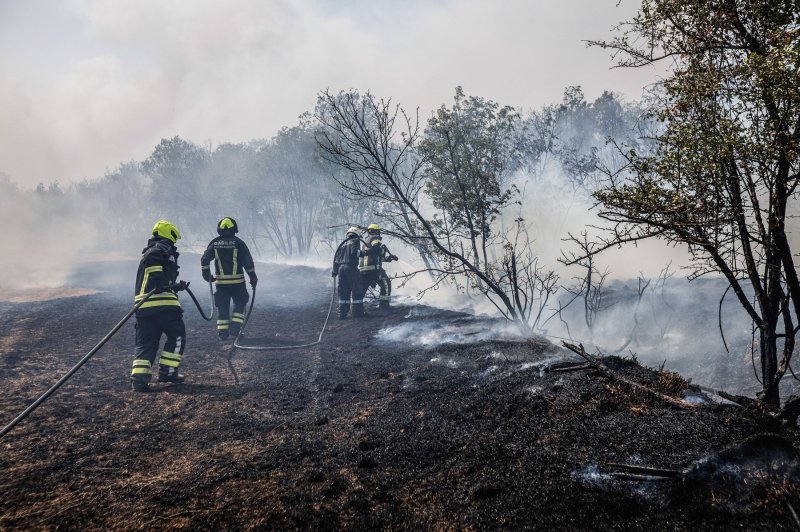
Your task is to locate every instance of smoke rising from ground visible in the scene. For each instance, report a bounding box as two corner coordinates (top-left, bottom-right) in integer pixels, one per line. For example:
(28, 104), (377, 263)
(0, 49), (787, 400)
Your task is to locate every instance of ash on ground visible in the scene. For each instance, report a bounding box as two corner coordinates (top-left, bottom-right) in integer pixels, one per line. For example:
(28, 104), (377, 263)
(1, 265), (798, 529)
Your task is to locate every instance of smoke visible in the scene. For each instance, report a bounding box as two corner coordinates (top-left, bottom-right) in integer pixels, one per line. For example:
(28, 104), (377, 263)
(547, 276), (777, 394)
(0, 0), (653, 188)
(515, 169), (695, 279)
(0, 180), (102, 290)
(378, 316), (528, 348)
(0, 0), (790, 401)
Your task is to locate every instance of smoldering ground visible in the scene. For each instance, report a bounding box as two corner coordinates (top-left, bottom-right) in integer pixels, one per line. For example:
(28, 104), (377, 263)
(2, 275), (798, 529)
(3, 165), (795, 404)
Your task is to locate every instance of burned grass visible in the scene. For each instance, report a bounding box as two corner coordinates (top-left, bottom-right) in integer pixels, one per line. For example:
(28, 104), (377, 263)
(0, 279), (798, 530)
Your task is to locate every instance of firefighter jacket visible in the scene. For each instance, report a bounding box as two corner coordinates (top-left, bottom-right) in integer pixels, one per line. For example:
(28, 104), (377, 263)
(359, 233), (390, 272)
(333, 235), (361, 273)
(201, 235), (256, 286)
(134, 237), (182, 316)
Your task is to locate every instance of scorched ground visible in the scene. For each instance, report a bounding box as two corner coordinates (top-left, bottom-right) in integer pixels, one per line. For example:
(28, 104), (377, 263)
(0, 264), (798, 530)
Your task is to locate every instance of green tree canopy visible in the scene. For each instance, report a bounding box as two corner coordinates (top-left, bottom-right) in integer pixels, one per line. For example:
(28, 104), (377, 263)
(584, 0), (800, 410)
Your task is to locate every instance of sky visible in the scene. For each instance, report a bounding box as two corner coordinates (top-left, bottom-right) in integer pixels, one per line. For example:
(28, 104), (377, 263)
(0, 0), (660, 188)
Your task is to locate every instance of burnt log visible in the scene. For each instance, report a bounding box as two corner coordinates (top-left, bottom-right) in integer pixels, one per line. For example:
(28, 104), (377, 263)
(561, 342), (699, 409)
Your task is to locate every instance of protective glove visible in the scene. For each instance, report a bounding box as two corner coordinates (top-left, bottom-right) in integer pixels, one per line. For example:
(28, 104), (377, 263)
(169, 280), (190, 292)
(249, 273), (258, 288)
(202, 270), (211, 282)
(331, 268), (338, 277)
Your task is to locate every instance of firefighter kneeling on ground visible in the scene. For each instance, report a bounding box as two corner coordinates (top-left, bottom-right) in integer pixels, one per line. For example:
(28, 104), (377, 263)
(359, 224), (398, 311)
(131, 220), (190, 392)
(201, 217), (258, 340)
(332, 226), (365, 319)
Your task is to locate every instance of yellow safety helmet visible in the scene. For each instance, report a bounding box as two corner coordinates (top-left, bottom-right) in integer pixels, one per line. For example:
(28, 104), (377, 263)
(152, 220), (181, 243)
(367, 223), (381, 233)
(346, 226), (360, 238)
(217, 217), (238, 235)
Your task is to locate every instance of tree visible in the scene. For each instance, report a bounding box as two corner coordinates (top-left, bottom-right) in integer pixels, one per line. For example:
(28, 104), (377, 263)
(522, 86), (646, 193)
(315, 89), (439, 272)
(141, 136), (210, 240)
(419, 87), (519, 274)
(250, 124), (329, 257)
(90, 161), (150, 245)
(316, 88), (557, 329)
(579, 0), (800, 410)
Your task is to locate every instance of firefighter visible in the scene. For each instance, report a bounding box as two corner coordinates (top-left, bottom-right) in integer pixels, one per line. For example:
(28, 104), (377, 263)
(201, 217), (258, 340)
(359, 224), (398, 310)
(131, 220), (190, 392)
(332, 226), (364, 319)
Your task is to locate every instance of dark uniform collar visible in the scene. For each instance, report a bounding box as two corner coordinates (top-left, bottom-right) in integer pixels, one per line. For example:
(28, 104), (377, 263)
(144, 236), (178, 257)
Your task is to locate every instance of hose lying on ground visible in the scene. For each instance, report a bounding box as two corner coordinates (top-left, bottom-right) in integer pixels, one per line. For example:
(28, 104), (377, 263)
(214, 239), (352, 351)
(0, 289), (157, 440)
(232, 278), (337, 351)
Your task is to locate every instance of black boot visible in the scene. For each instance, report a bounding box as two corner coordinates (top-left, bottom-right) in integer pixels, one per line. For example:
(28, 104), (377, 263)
(159, 366), (186, 384)
(131, 377), (150, 393)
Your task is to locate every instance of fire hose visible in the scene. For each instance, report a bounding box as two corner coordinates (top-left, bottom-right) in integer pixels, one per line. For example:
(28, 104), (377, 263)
(232, 278), (337, 350)
(184, 281), (215, 321)
(0, 271), (333, 439)
(228, 236), (378, 351)
(179, 273), (336, 350)
(0, 289), (157, 440)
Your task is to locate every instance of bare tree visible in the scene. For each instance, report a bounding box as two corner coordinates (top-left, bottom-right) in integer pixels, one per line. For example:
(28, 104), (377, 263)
(315, 89), (438, 271)
(562, 231), (612, 339)
(243, 124), (331, 258)
(315, 88), (557, 329)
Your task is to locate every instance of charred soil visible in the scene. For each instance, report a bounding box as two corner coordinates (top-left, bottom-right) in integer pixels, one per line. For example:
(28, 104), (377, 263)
(1, 265), (798, 530)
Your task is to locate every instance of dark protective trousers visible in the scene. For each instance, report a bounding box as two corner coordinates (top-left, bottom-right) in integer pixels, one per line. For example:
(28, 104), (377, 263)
(337, 264), (364, 318)
(131, 310), (186, 383)
(362, 269), (392, 309)
(215, 283), (250, 338)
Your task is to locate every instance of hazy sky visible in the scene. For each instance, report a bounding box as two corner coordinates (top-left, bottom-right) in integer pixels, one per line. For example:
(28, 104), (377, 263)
(0, 0), (659, 187)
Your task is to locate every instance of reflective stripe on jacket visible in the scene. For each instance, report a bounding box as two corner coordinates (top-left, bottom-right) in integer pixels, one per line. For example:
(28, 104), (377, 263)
(359, 234), (387, 271)
(201, 236), (255, 285)
(134, 237), (181, 315)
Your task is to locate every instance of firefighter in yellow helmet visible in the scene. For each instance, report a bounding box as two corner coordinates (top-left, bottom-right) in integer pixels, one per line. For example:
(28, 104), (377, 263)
(131, 220), (190, 392)
(332, 226), (365, 318)
(359, 224), (398, 310)
(200, 217), (258, 340)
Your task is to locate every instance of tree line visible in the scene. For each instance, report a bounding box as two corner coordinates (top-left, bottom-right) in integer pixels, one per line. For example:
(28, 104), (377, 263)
(8, 85), (637, 261)
(7, 0), (797, 415)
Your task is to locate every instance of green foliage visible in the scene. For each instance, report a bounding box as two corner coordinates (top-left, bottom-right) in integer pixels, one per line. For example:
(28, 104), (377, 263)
(141, 136), (210, 236)
(420, 87), (519, 254)
(524, 86), (647, 191)
(588, 0), (800, 409)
